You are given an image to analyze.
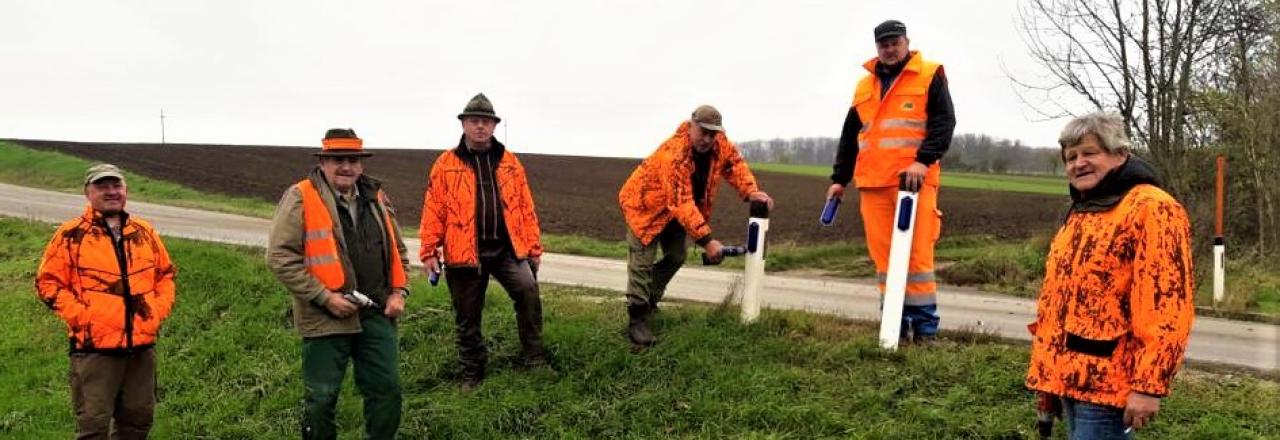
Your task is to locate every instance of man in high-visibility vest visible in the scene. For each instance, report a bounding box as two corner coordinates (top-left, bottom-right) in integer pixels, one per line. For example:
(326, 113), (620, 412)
(825, 20), (956, 343)
(267, 128), (411, 439)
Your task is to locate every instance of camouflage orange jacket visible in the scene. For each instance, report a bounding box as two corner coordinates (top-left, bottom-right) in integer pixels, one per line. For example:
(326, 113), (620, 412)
(36, 206), (177, 353)
(419, 141), (542, 267)
(1026, 178), (1195, 408)
(618, 121), (760, 246)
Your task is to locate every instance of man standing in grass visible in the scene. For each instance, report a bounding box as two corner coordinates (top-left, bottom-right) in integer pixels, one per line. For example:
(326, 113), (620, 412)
(36, 163), (177, 439)
(824, 20), (956, 343)
(267, 128), (411, 439)
(419, 93), (548, 392)
(618, 105), (772, 348)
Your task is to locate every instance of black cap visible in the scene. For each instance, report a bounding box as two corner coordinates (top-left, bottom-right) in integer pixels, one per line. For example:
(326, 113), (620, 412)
(874, 20), (907, 41)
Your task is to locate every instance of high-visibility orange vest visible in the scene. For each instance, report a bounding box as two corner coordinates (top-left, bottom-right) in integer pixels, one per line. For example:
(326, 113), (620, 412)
(851, 50), (943, 189)
(297, 179), (407, 291)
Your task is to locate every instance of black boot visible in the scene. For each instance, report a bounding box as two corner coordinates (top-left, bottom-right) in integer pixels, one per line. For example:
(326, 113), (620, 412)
(627, 304), (656, 347)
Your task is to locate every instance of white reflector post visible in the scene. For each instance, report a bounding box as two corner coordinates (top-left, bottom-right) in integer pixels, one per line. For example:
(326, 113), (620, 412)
(879, 181), (919, 350)
(741, 201), (770, 323)
(1213, 237), (1225, 305)
(1213, 155), (1227, 307)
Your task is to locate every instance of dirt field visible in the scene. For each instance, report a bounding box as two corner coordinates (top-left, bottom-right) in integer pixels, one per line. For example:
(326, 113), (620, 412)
(13, 139), (1067, 244)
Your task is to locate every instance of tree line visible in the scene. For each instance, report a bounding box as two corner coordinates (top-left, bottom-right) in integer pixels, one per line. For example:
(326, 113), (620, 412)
(736, 134), (1063, 175)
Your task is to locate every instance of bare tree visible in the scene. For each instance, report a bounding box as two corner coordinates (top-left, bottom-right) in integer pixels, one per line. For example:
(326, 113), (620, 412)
(1016, 0), (1230, 196)
(1017, 0), (1280, 253)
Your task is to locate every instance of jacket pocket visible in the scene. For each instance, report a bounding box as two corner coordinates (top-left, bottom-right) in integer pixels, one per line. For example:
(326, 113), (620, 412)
(1061, 312), (1129, 392)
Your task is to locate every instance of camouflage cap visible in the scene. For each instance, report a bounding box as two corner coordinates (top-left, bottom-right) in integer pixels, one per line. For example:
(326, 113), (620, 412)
(84, 163), (125, 185)
(691, 105), (723, 132)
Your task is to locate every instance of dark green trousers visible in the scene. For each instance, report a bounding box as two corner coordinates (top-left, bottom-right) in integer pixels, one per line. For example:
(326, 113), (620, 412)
(301, 311), (401, 440)
(625, 220), (689, 308)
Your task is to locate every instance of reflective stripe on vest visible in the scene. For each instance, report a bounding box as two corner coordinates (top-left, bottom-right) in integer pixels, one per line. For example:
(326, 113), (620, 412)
(296, 180), (407, 291)
(851, 51), (942, 188)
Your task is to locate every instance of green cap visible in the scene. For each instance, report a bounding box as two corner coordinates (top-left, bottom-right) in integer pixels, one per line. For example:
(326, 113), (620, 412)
(84, 163), (125, 185)
(457, 93), (501, 123)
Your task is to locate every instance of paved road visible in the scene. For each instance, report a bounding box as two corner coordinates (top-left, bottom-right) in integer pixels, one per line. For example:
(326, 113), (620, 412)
(3, 182), (1276, 371)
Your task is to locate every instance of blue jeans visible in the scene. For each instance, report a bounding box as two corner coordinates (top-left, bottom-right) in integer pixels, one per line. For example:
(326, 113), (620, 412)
(902, 304), (940, 337)
(1063, 398), (1132, 440)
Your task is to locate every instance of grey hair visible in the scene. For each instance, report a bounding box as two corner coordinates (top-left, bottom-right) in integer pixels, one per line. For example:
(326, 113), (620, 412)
(1058, 112), (1131, 156)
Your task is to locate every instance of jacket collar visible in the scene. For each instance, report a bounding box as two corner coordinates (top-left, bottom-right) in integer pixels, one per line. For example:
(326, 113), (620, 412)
(1069, 155), (1162, 212)
(454, 135), (507, 160)
(80, 205), (130, 231)
(671, 120), (724, 161)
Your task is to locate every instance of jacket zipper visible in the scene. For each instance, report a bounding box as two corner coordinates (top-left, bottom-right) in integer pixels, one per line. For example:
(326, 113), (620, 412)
(108, 222), (135, 351)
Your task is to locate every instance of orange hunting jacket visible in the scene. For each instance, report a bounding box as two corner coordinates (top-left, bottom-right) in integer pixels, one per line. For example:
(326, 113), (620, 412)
(419, 142), (543, 267)
(619, 121), (759, 245)
(1026, 184), (1195, 408)
(36, 207), (177, 353)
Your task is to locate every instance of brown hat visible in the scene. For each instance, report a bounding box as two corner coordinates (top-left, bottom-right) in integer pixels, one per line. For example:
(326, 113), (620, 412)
(691, 105), (723, 132)
(84, 163), (125, 185)
(314, 128), (372, 157)
(457, 93), (501, 123)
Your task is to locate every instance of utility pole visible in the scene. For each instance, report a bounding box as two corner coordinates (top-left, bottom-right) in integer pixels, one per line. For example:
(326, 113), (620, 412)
(160, 108), (166, 145)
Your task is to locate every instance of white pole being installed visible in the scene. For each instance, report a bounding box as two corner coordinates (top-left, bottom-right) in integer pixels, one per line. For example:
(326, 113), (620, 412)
(741, 201), (770, 323)
(1213, 155), (1227, 306)
(879, 177), (919, 350)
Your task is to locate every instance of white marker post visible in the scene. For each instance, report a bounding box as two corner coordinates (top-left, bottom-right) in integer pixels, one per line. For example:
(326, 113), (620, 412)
(1213, 155), (1227, 306)
(879, 176), (919, 350)
(741, 201), (770, 323)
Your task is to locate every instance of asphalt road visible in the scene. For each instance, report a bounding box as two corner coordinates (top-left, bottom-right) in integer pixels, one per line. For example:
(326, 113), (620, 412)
(3, 182), (1275, 372)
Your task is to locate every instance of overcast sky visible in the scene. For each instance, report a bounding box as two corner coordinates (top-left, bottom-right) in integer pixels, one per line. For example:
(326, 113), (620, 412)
(1, 1), (1081, 158)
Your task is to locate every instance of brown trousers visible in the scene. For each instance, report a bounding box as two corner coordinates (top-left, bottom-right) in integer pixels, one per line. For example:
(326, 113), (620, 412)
(69, 349), (157, 440)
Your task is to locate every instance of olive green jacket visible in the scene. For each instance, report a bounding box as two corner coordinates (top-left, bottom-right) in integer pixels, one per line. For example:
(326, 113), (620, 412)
(266, 167), (411, 337)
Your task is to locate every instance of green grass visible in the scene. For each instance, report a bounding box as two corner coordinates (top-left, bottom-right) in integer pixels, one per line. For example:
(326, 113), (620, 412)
(1198, 253), (1280, 315)
(751, 162), (1067, 195)
(0, 141), (276, 218)
(3, 217), (1278, 438)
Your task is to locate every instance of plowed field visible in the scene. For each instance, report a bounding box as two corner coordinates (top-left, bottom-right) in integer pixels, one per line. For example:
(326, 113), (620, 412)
(14, 140), (1066, 244)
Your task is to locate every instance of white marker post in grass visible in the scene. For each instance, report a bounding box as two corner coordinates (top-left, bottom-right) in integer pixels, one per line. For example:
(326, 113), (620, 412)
(741, 200), (770, 323)
(879, 175), (919, 350)
(1214, 155), (1227, 306)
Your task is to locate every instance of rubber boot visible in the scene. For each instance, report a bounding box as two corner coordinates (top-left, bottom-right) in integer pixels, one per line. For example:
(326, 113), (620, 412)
(627, 304), (656, 347)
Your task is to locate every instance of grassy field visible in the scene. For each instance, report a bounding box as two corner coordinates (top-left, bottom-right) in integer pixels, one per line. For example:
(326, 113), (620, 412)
(750, 162), (1067, 195)
(2, 217), (1278, 438)
(0, 141), (276, 218)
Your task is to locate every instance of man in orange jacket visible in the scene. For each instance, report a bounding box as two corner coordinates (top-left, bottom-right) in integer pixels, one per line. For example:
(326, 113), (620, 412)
(420, 93), (547, 391)
(619, 105), (772, 347)
(1027, 112), (1195, 437)
(825, 20), (955, 343)
(36, 163), (177, 439)
(267, 128), (411, 439)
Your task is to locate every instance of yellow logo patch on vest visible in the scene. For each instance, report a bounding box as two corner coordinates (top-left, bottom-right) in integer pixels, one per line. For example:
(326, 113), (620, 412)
(902, 102), (915, 111)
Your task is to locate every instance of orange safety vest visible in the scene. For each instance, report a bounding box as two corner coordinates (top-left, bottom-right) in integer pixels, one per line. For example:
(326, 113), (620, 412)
(851, 50), (943, 189)
(297, 179), (407, 291)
